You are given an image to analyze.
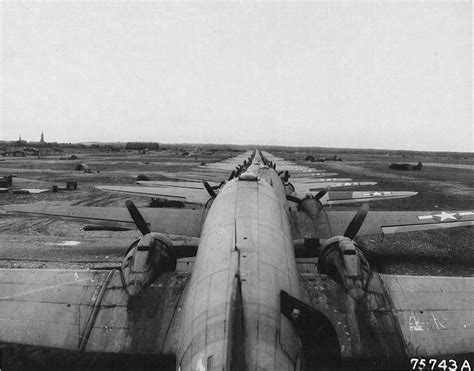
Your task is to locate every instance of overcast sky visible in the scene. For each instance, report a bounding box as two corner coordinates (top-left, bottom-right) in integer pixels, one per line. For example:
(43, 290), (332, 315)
(1, 1), (472, 151)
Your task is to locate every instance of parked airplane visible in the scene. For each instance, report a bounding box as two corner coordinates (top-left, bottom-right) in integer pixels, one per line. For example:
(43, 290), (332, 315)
(1, 150), (473, 370)
(389, 161), (423, 171)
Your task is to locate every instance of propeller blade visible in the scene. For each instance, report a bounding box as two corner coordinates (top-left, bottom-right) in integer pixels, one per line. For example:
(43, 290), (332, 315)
(212, 181), (225, 190)
(314, 190), (328, 200)
(286, 195), (301, 204)
(344, 203), (369, 239)
(125, 200), (150, 235)
(203, 181), (217, 198)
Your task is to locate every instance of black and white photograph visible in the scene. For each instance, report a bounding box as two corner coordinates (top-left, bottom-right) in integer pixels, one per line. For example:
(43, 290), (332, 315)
(0, 1), (472, 370)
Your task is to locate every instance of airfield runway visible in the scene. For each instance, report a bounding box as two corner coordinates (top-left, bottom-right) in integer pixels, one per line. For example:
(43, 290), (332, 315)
(0, 147), (473, 277)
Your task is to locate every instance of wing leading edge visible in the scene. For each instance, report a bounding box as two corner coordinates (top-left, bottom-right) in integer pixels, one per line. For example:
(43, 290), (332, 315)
(2, 203), (206, 237)
(290, 208), (474, 240)
(326, 210), (474, 236)
(96, 185), (212, 205)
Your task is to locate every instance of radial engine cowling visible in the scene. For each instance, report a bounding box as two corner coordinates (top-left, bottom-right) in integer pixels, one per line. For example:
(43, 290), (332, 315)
(318, 236), (372, 300)
(122, 233), (176, 296)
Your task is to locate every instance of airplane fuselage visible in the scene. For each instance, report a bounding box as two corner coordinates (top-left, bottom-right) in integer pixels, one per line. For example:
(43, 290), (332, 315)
(177, 161), (304, 369)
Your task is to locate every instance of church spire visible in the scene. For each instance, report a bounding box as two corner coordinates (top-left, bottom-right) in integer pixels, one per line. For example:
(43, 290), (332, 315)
(40, 130), (44, 143)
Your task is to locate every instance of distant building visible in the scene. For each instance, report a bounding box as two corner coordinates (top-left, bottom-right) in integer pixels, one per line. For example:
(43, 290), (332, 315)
(40, 130), (45, 144)
(16, 134), (26, 146)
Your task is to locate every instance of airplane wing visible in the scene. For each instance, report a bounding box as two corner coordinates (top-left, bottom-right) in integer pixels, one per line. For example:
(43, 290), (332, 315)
(2, 203), (206, 237)
(291, 209), (474, 240)
(380, 274), (474, 358)
(0, 268), (188, 360)
(288, 172), (339, 178)
(137, 180), (220, 189)
(167, 172), (230, 182)
(297, 271), (474, 363)
(11, 188), (50, 194)
(292, 178), (353, 183)
(327, 209), (474, 236)
(96, 185), (212, 205)
(292, 181), (377, 196)
(319, 190), (418, 205)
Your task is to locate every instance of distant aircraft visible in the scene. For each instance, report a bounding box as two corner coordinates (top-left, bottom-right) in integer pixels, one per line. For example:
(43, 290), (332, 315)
(1, 150), (473, 369)
(389, 161), (423, 171)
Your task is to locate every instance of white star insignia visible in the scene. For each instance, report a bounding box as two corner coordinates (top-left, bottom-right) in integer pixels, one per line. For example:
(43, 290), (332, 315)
(418, 211), (474, 222)
(433, 212), (459, 222)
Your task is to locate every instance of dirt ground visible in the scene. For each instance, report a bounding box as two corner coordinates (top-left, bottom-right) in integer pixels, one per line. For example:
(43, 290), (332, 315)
(0, 146), (473, 278)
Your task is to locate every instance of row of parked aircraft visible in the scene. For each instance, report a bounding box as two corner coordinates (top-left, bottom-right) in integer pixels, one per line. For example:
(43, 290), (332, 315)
(1, 150), (473, 370)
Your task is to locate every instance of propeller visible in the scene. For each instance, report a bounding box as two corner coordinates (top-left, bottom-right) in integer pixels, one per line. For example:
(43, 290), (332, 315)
(344, 203), (369, 239)
(213, 181), (225, 189)
(313, 190), (327, 200)
(286, 190), (326, 206)
(203, 181), (217, 198)
(317, 203), (371, 299)
(125, 200), (150, 235)
(286, 195), (302, 204)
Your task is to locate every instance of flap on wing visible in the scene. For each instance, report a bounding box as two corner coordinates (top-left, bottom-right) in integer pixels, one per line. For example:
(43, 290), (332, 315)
(326, 210), (474, 236)
(3, 203), (206, 237)
(380, 274), (474, 357)
(0, 268), (189, 355)
(97, 185), (211, 204)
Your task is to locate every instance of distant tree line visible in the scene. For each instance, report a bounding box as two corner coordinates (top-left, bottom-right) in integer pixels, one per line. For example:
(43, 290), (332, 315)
(125, 142), (159, 151)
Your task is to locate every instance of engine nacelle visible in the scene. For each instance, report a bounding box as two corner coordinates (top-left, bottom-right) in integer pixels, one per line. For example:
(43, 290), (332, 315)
(318, 236), (372, 300)
(121, 233), (176, 296)
(298, 196), (324, 219)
